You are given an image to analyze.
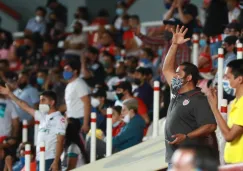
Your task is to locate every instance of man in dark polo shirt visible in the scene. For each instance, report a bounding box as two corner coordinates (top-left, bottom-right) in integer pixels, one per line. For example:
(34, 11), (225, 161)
(162, 25), (217, 168)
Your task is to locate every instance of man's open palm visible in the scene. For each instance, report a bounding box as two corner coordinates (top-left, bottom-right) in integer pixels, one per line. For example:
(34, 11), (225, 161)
(171, 25), (190, 45)
(0, 84), (10, 96)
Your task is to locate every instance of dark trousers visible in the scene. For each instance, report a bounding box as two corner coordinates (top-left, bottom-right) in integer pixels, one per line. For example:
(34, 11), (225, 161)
(37, 159), (61, 171)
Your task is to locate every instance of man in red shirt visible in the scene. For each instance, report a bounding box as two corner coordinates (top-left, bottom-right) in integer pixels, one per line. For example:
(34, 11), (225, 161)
(112, 106), (125, 137)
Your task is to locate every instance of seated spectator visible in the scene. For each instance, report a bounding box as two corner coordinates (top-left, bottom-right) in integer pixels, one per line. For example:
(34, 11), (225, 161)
(113, 98), (146, 152)
(81, 46), (106, 87)
(114, 2), (128, 30)
(170, 144), (219, 171)
(101, 51), (116, 82)
(112, 106), (125, 137)
(139, 48), (155, 71)
(25, 6), (47, 36)
(100, 31), (118, 56)
(114, 81), (150, 124)
(133, 67), (153, 111)
(64, 21), (87, 60)
(62, 118), (88, 170)
(91, 88), (113, 133)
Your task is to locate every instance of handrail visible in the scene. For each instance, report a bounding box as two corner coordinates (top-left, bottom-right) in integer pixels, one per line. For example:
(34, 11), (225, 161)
(0, 2), (21, 20)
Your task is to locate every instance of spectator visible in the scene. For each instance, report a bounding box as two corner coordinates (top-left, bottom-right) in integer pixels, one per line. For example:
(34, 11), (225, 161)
(114, 2), (128, 30)
(100, 31), (118, 56)
(36, 69), (48, 92)
(139, 48), (155, 70)
(91, 9), (110, 26)
(164, 0), (198, 38)
(0, 59), (10, 73)
(64, 21), (87, 60)
(8, 46), (23, 72)
(4, 71), (18, 92)
(207, 59), (243, 164)
(81, 46), (106, 87)
(224, 22), (241, 37)
(70, 7), (89, 29)
(25, 6), (47, 36)
(227, 0), (240, 23)
(63, 59), (91, 134)
(62, 118), (89, 170)
(101, 51), (116, 82)
(114, 81), (150, 124)
(129, 15), (146, 47)
(46, 0), (67, 26)
(134, 18), (191, 83)
(133, 67), (154, 111)
(162, 26), (217, 168)
(0, 88), (66, 171)
(112, 106), (125, 137)
(222, 36), (238, 70)
(123, 30), (140, 57)
(113, 98), (146, 152)
(170, 144), (219, 171)
(0, 29), (13, 59)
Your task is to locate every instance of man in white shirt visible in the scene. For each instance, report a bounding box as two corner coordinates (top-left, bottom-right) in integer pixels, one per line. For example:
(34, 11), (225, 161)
(0, 88), (66, 171)
(63, 58), (91, 133)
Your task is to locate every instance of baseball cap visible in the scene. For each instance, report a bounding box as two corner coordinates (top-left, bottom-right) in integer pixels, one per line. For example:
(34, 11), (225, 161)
(113, 81), (132, 92)
(163, 18), (181, 26)
(91, 88), (106, 98)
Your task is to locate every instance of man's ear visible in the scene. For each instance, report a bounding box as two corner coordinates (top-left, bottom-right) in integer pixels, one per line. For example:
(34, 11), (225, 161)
(51, 100), (55, 107)
(238, 76), (243, 84)
(187, 75), (192, 82)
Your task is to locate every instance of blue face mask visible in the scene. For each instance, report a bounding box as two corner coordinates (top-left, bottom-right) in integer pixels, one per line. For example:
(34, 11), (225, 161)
(223, 79), (236, 96)
(63, 71), (73, 80)
(37, 78), (44, 85)
(122, 26), (129, 31)
(116, 8), (124, 16)
(157, 49), (163, 56)
(199, 39), (207, 47)
(20, 156), (25, 165)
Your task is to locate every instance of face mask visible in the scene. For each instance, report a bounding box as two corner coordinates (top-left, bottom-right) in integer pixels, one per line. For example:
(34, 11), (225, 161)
(35, 16), (43, 22)
(223, 79), (236, 96)
(37, 78), (44, 86)
(115, 92), (124, 101)
(116, 8), (124, 16)
(91, 97), (100, 108)
(18, 82), (27, 90)
(39, 104), (50, 113)
(122, 26), (130, 31)
(20, 156), (25, 165)
(123, 114), (130, 123)
(157, 49), (163, 56)
(171, 77), (185, 93)
(199, 39), (207, 47)
(63, 71), (73, 80)
(113, 120), (121, 127)
(134, 78), (142, 86)
(115, 55), (122, 61)
(163, 30), (173, 41)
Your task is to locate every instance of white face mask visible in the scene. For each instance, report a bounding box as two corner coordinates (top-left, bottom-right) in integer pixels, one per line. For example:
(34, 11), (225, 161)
(39, 104), (50, 113)
(122, 114), (130, 123)
(35, 16), (43, 22)
(91, 97), (100, 108)
(112, 120), (121, 127)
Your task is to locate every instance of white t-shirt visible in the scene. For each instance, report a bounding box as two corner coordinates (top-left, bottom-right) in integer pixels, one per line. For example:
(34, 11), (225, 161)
(65, 78), (89, 118)
(228, 7), (240, 23)
(107, 76), (126, 91)
(61, 143), (85, 170)
(0, 99), (18, 137)
(65, 34), (87, 56)
(35, 111), (66, 161)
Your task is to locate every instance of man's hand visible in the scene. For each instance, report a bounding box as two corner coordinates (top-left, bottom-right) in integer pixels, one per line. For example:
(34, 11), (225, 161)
(206, 88), (218, 111)
(49, 161), (59, 171)
(132, 26), (141, 36)
(169, 134), (186, 145)
(171, 25), (190, 45)
(0, 84), (11, 96)
(81, 124), (90, 133)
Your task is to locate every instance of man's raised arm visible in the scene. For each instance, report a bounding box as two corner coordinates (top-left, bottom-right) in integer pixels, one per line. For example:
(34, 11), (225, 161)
(0, 85), (35, 116)
(162, 25), (190, 86)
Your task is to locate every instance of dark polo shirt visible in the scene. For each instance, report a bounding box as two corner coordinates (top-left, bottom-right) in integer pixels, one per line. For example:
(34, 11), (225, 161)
(165, 88), (216, 162)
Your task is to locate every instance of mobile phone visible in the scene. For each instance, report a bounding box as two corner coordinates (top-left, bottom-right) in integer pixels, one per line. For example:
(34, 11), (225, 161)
(165, 138), (171, 143)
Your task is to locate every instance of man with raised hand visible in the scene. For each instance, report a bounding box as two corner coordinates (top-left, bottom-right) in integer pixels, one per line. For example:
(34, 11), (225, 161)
(0, 86), (65, 171)
(162, 25), (217, 169)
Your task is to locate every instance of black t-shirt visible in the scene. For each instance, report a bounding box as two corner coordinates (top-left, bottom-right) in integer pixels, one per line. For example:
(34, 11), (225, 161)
(88, 62), (106, 85)
(165, 88), (216, 162)
(183, 3), (198, 38)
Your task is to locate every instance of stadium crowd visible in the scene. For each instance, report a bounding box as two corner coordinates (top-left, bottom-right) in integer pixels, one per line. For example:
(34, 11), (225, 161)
(0, 0), (243, 170)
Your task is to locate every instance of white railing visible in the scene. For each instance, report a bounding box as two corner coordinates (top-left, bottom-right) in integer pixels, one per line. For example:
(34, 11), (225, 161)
(13, 20), (163, 39)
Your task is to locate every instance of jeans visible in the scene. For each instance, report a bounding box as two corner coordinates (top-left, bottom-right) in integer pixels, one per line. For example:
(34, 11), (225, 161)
(210, 41), (222, 68)
(37, 159), (61, 171)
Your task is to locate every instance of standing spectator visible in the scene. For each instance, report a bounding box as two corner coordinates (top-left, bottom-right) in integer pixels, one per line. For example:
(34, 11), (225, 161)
(162, 26), (217, 169)
(81, 46), (106, 87)
(25, 7), (47, 36)
(62, 118), (88, 170)
(64, 21), (87, 60)
(101, 51), (116, 83)
(46, 0), (67, 26)
(164, 0), (198, 38)
(63, 59), (91, 133)
(113, 98), (145, 152)
(114, 2), (128, 30)
(0, 88), (66, 171)
(112, 106), (125, 137)
(227, 0), (240, 23)
(133, 67), (153, 111)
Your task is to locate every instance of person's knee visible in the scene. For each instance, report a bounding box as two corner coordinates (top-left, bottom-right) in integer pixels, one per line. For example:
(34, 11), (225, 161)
(5, 155), (12, 165)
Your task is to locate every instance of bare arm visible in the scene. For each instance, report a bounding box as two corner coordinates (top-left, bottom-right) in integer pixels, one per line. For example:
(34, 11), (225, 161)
(81, 95), (91, 133)
(164, 6), (176, 20)
(11, 118), (19, 138)
(66, 157), (78, 170)
(178, 6), (193, 24)
(50, 135), (65, 170)
(187, 124), (217, 139)
(162, 26), (190, 86)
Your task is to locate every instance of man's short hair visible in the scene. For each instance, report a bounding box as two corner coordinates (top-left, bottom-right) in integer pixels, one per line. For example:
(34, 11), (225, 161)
(41, 90), (57, 106)
(114, 81), (132, 95)
(143, 48), (154, 58)
(180, 62), (199, 86)
(36, 6), (47, 16)
(64, 58), (81, 75)
(227, 59), (243, 78)
(103, 51), (115, 62)
(123, 98), (138, 113)
(86, 46), (99, 55)
(130, 15), (140, 23)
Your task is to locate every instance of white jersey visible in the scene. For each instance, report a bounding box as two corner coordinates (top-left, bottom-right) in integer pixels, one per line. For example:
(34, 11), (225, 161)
(35, 111), (66, 161)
